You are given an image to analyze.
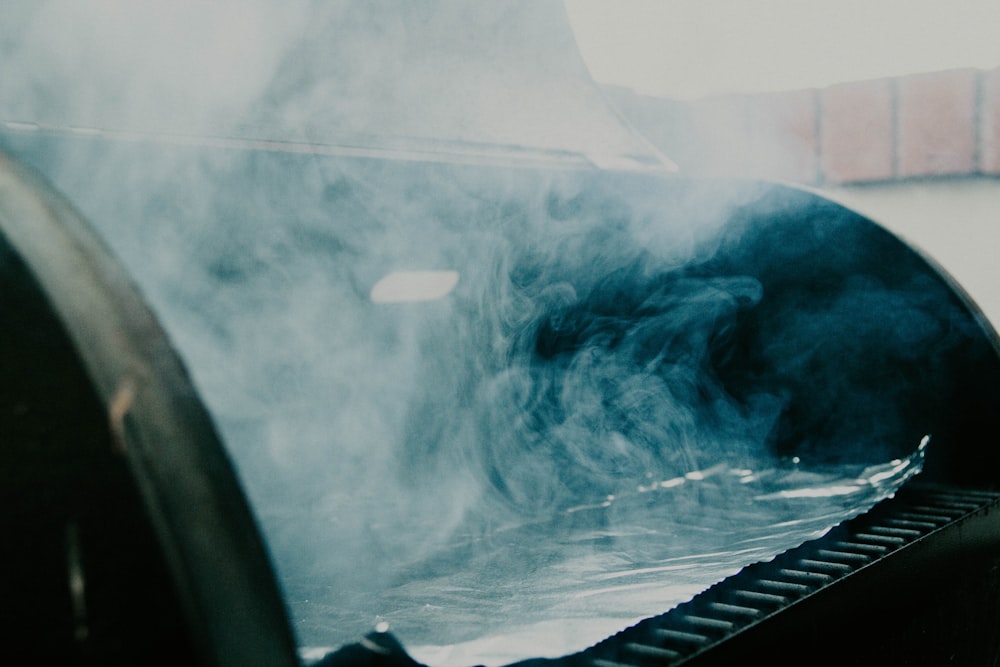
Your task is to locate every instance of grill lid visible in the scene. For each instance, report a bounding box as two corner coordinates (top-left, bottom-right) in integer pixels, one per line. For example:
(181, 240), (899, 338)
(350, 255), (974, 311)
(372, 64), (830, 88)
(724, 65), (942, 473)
(0, 1), (672, 170)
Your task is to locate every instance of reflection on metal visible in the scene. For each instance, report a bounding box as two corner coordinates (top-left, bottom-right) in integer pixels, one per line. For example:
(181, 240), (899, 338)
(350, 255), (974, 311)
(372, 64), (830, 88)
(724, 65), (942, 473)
(108, 376), (137, 455)
(371, 271), (460, 303)
(0, 119), (622, 170)
(65, 521), (89, 642)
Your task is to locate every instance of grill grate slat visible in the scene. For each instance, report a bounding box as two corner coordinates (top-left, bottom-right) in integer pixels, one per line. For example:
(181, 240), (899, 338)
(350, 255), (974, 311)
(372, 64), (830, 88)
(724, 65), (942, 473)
(853, 532), (906, 546)
(731, 589), (788, 605)
(705, 602), (761, 618)
(677, 615), (734, 632)
(622, 642), (682, 662)
(592, 658), (637, 667)
(866, 525), (923, 538)
(653, 628), (709, 645)
(814, 549), (872, 564)
(894, 511), (955, 524)
(882, 518), (939, 530)
(829, 540), (888, 555)
(796, 558), (853, 574)
(905, 504), (968, 517)
(776, 568), (833, 584)
(757, 579), (812, 595)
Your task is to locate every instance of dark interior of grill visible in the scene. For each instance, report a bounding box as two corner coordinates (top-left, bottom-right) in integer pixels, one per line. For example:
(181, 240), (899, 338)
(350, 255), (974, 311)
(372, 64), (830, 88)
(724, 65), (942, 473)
(526, 186), (1000, 479)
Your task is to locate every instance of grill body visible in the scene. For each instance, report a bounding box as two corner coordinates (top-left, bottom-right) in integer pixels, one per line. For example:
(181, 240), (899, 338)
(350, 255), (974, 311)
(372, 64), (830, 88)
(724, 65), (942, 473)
(0, 137), (998, 664)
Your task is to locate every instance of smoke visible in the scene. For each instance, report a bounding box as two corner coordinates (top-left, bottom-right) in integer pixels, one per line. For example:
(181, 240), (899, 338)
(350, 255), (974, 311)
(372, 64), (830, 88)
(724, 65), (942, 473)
(0, 1), (310, 136)
(0, 0), (659, 165)
(0, 2), (979, 665)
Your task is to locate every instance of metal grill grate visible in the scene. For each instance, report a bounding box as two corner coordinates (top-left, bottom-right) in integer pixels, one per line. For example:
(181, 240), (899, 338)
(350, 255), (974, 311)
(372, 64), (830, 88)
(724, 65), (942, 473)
(573, 485), (1000, 667)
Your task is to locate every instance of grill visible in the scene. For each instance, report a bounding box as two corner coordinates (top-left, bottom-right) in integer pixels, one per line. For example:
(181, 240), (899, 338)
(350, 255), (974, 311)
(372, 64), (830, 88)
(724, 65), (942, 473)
(3, 129), (1000, 664)
(2, 137), (999, 665)
(2, 4), (999, 665)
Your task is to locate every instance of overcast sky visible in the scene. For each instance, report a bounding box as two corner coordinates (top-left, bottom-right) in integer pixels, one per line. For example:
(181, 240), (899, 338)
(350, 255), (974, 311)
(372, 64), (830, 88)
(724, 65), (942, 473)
(564, 0), (1000, 99)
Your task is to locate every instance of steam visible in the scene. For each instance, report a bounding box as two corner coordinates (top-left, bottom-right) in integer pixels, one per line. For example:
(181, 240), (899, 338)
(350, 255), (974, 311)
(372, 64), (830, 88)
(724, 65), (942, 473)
(0, 0), (663, 166)
(0, 1), (309, 136)
(0, 2), (976, 666)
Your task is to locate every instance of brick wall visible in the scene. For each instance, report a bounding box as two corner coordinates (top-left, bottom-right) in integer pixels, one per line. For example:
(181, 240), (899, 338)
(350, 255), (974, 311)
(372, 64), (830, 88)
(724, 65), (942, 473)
(606, 67), (1000, 184)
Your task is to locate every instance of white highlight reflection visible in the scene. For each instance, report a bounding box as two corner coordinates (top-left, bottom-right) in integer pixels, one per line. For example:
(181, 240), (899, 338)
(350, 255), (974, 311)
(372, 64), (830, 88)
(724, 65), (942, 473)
(370, 271), (460, 303)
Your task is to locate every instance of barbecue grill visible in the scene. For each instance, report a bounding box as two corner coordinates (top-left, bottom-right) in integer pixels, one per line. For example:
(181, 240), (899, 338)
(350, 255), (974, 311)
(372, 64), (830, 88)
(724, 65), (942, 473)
(1, 2), (998, 666)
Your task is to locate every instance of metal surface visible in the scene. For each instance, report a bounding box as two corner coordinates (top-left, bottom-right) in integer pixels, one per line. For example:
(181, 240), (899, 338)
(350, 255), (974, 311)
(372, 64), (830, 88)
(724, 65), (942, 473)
(573, 484), (1000, 666)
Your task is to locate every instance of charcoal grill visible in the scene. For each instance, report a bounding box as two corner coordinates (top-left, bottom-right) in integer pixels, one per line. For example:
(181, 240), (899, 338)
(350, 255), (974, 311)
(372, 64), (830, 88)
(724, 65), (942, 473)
(1, 2), (998, 665)
(1, 137), (998, 666)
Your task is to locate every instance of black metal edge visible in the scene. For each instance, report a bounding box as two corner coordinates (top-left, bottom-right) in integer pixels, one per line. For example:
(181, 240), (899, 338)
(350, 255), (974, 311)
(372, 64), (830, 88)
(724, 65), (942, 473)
(563, 484), (1000, 667)
(0, 149), (298, 666)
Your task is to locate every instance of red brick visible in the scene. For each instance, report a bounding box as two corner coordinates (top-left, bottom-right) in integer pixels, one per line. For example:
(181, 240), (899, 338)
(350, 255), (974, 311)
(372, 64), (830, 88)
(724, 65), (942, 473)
(747, 89), (820, 183)
(980, 67), (1000, 174)
(897, 69), (978, 177)
(820, 78), (894, 184)
(684, 93), (752, 177)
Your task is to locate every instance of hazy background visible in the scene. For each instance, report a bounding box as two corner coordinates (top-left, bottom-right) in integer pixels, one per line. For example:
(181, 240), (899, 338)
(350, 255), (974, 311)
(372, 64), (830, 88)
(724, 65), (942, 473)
(565, 0), (1000, 98)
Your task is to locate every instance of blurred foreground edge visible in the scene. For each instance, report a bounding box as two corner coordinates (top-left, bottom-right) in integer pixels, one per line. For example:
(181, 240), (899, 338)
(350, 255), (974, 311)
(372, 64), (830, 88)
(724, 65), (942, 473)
(0, 150), (298, 665)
